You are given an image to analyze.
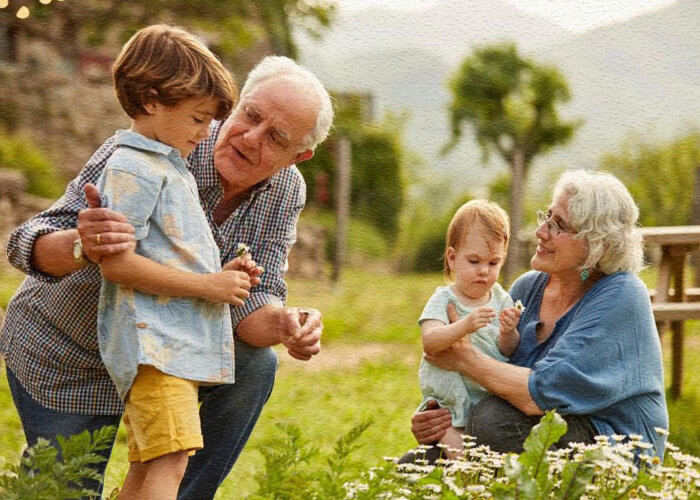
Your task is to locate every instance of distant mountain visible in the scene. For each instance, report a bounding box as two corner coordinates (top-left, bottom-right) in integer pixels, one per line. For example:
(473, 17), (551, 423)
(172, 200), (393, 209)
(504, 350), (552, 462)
(296, 0), (700, 200)
(533, 0), (700, 173)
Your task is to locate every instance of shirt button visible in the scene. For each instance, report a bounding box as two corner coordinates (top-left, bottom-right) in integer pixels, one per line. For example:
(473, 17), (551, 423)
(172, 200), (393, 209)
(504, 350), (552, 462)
(136, 322), (148, 329)
(221, 368), (229, 377)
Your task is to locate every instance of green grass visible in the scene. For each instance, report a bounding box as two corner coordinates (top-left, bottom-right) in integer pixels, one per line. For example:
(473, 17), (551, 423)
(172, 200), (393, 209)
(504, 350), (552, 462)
(0, 265), (24, 310)
(0, 267), (698, 499)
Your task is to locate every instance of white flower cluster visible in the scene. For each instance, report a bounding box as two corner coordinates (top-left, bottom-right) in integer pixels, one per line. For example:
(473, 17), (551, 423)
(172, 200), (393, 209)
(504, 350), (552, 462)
(345, 430), (700, 499)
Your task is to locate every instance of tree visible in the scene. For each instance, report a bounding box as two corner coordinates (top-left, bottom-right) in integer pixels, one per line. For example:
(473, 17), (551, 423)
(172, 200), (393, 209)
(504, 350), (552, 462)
(601, 132), (700, 227)
(1, 0), (335, 74)
(444, 43), (579, 282)
(298, 98), (406, 243)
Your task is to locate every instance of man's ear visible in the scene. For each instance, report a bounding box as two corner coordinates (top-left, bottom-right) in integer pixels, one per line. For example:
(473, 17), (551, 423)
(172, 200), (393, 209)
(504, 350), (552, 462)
(293, 149), (314, 164)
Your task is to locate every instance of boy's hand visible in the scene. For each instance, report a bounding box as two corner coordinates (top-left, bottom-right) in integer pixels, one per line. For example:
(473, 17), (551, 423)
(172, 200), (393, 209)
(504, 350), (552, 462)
(223, 256), (264, 287)
(203, 270), (251, 306)
(463, 306), (496, 333)
(499, 307), (522, 335)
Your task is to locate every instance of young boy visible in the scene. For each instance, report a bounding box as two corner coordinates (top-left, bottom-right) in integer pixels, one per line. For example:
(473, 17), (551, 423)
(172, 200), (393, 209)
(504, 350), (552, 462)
(417, 200), (522, 459)
(94, 25), (258, 498)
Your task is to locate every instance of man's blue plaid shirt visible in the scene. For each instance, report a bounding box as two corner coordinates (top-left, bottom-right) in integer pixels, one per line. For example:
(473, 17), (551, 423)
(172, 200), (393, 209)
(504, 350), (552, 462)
(1, 121), (305, 414)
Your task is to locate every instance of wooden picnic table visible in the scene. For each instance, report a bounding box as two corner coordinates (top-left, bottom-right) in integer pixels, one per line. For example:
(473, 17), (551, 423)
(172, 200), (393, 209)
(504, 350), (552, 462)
(640, 225), (700, 398)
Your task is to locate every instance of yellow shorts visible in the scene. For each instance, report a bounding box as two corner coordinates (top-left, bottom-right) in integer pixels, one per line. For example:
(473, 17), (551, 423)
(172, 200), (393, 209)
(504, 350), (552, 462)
(123, 365), (203, 463)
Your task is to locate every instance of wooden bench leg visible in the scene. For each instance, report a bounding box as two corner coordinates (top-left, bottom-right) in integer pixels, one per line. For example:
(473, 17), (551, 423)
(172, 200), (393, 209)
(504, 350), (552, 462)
(670, 320), (683, 399)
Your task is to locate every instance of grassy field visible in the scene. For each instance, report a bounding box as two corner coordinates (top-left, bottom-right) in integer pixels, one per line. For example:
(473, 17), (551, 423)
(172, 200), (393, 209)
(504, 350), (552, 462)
(0, 267), (698, 498)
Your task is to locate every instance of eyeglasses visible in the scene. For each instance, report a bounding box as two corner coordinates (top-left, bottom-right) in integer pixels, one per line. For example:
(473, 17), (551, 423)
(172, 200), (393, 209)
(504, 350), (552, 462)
(535, 210), (575, 237)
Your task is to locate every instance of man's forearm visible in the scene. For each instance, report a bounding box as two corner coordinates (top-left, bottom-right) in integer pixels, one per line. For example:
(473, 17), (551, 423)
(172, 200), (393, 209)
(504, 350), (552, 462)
(31, 229), (87, 277)
(235, 305), (286, 347)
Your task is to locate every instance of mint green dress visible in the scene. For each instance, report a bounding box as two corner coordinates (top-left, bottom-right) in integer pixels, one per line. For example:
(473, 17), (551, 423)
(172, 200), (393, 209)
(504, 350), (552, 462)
(417, 284), (512, 426)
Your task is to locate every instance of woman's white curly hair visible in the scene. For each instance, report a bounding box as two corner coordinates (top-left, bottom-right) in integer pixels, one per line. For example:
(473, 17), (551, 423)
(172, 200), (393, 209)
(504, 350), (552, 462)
(554, 169), (644, 275)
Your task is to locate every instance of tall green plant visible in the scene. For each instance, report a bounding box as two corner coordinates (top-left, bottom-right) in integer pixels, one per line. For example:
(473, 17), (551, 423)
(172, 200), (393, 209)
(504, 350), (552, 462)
(250, 420), (372, 500)
(0, 426), (116, 500)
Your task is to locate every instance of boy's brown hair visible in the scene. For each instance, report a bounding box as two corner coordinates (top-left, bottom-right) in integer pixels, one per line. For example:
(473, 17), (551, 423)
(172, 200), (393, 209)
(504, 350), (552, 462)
(443, 199), (511, 281)
(113, 24), (237, 120)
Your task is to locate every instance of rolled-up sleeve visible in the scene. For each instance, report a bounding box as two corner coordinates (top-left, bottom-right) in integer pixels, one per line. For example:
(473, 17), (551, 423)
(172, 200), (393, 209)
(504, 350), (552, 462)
(96, 166), (162, 241)
(230, 169), (305, 331)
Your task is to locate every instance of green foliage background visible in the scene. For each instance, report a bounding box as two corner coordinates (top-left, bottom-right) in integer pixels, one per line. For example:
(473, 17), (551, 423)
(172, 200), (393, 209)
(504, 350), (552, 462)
(0, 131), (65, 198)
(602, 132), (700, 227)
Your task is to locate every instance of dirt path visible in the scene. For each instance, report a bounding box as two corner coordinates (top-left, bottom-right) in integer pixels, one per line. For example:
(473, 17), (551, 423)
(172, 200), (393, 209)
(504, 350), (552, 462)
(276, 332), (700, 373)
(276, 342), (421, 372)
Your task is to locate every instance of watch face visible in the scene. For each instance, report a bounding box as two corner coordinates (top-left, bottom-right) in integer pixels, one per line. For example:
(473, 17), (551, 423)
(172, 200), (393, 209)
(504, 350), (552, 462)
(73, 240), (83, 260)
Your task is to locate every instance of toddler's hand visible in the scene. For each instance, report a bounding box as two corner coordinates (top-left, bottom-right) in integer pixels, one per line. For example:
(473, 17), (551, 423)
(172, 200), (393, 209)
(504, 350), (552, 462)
(463, 306), (496, 333)
(499, 307), (522, 335)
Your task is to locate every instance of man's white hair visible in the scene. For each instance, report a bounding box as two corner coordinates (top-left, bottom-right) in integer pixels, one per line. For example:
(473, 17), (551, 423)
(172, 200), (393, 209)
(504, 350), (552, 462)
(554, 169), (644, 275)
(238, 56), (334, 151)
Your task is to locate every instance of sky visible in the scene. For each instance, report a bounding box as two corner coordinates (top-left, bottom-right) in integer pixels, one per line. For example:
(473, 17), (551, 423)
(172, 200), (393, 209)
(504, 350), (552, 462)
(337, 0), (678, 32)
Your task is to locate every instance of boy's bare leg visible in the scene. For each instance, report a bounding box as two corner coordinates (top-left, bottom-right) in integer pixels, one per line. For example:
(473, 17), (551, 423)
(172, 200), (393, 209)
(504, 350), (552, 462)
(440, 426), (465, 460)
(119, 451), (189, 499)
(119, 462), (147, 498)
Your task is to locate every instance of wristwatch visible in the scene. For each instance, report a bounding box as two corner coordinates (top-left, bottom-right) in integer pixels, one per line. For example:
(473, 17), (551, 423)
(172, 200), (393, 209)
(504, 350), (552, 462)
(72, 238), (85, 263)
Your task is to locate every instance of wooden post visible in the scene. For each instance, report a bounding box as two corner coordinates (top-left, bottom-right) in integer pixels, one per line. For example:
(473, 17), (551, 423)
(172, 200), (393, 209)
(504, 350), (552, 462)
(332, 136), (351, 282)
(670, 252), (686, 399)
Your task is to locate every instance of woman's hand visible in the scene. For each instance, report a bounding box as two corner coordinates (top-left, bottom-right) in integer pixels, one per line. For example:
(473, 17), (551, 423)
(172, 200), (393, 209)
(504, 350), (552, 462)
(410, 400), (452, 444)
(424, 336), (476, 373)
(424, 302), (478, 374)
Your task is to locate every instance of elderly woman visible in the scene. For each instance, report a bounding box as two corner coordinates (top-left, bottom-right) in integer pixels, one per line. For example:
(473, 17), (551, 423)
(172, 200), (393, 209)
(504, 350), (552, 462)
(405, 169), (668, 459)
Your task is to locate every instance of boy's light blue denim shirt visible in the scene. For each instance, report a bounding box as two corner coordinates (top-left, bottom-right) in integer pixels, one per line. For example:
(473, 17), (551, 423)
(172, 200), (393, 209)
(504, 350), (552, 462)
(96, 130), (234, 400)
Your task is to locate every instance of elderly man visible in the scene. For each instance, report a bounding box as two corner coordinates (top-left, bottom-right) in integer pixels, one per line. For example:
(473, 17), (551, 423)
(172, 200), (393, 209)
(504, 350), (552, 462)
(2, 56), (333, 499)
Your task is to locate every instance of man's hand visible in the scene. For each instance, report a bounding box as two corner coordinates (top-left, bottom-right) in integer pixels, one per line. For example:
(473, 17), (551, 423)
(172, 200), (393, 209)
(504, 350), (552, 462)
(425, 302), (477, 372)
(78, 183), (135, 263)
(411, 400), (452, 444)
(223, 256), (264, 287)
(280, 307), (322, 361)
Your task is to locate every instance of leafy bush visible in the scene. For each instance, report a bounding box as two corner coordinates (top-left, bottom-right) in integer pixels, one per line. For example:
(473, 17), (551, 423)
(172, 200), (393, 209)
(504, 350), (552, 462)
(249, 420), (372, 500)
(0, 425), (116, 499)
(407, 193), (474, 273)
(601, 131), (700, 227)
(0, 130), (65, 199)
(300, 210), (392, 262)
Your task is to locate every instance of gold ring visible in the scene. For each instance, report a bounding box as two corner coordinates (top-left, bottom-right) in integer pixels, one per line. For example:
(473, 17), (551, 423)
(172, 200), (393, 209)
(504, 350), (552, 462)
(96, 233), (101, 245)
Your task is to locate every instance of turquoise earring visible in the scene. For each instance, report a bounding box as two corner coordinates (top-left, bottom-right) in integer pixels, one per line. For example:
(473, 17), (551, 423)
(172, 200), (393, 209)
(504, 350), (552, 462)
(580, 268), (590, 281)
